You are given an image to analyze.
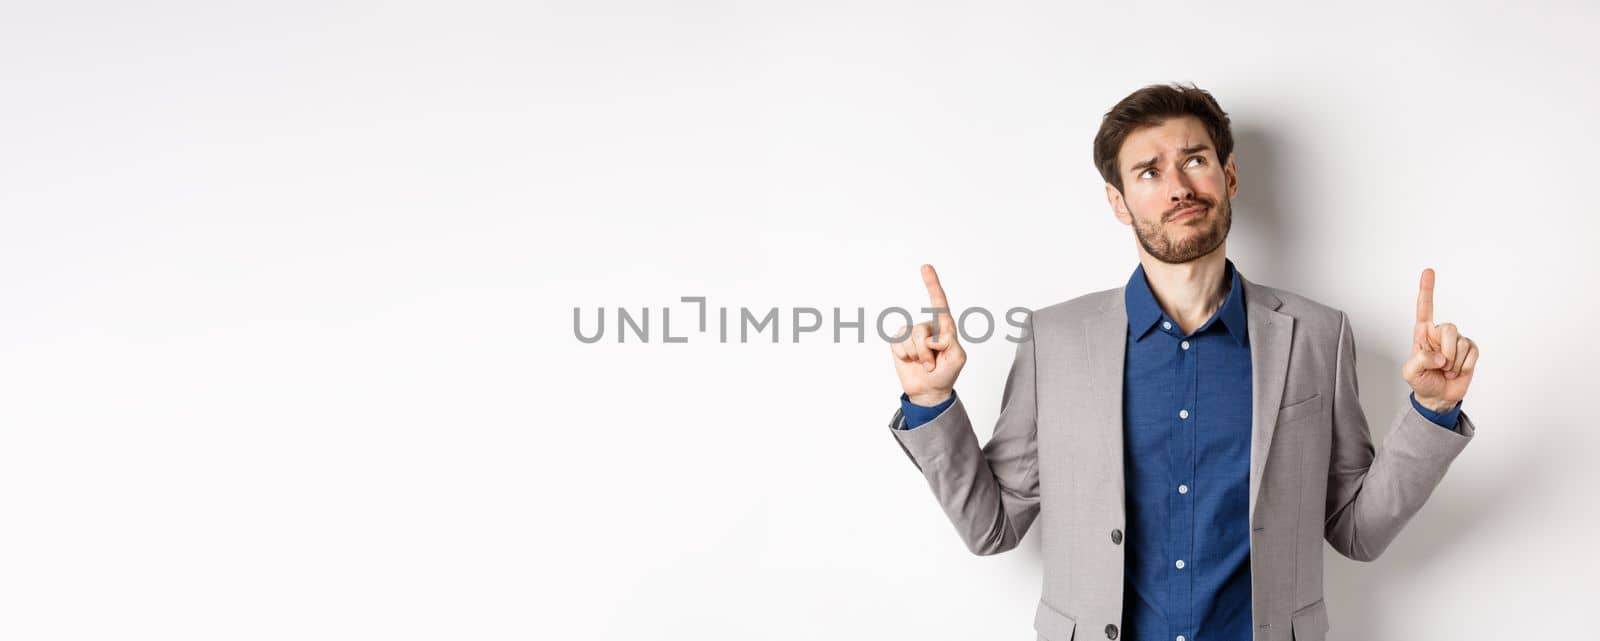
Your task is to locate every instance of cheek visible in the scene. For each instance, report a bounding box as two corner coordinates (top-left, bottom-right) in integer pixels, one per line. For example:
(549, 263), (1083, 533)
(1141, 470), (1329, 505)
(1129, 191), (1166, 214)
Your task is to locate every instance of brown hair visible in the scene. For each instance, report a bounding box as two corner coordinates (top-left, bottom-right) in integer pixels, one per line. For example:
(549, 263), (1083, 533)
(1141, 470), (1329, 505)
(1093, 83), (1233, 193)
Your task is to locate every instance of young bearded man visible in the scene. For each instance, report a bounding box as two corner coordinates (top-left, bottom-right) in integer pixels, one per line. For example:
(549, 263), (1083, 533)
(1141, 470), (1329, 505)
(885, 83), (1479, 641)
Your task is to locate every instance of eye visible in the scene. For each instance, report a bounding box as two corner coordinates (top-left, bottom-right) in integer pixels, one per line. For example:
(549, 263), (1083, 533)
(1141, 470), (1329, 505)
(1139, 168), (1156, 180)
(1185, 156), (1205, 168)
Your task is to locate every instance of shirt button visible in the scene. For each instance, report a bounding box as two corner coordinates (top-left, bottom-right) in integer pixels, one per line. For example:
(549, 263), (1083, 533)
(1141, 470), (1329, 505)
(1161, 321), (1172, 331)
(1180, 340), (1190, 350)
(1175, 559), (1185, 569)
(1178, 409), (1189, 420)
(1177, 636), (1187, 641)
(1178, 484), (1189, 494)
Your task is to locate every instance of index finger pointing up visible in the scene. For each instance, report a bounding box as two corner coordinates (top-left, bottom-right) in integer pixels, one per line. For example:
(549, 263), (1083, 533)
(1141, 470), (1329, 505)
(921, 264), (955, 328)
(1416, 267), (1436, 325)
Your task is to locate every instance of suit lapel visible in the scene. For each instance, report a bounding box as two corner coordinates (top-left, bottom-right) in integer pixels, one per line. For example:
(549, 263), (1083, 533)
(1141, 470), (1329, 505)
(1083, 291), (1129, 521)
(1241, 275), (1293, 523)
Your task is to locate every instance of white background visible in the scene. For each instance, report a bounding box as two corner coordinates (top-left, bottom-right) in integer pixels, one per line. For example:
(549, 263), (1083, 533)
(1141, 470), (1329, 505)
(2, 1), (1595, 639)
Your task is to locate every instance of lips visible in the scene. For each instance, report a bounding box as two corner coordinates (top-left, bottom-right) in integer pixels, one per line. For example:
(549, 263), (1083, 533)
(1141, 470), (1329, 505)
(1169, 205), (1207, 222)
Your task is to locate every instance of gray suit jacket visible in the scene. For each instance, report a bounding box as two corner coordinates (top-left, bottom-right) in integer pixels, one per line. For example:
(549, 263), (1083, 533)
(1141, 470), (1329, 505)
(888, 274), (1474, 641)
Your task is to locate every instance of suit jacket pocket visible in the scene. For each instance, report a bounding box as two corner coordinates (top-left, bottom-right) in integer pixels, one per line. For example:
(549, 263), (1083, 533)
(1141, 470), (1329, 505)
(1033, 599), (1077, 641)
(1276, 393), (1323, 424)
(1291, 597), (1329, 641)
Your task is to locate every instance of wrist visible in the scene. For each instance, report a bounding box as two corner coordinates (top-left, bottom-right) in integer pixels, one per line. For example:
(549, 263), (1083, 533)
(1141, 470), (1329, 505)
(908, 390), (953, 407)
(1413, 392), (1458, 414)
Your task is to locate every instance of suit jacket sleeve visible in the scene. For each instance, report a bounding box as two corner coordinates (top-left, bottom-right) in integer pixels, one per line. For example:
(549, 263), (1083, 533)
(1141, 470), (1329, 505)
(887, 314), (1040, 556)
(1323, 310), (1475, 561)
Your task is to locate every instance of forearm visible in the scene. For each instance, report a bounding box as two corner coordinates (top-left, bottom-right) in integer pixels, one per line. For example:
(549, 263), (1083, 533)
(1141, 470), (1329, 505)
(889, 396), (1040, 556)
(1323, 403), (1473, 561)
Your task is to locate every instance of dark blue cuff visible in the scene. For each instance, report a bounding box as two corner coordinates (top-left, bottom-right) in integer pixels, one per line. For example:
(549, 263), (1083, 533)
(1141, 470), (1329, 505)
(899, 391), (956, 430)
(1410, 392), (1462, 431)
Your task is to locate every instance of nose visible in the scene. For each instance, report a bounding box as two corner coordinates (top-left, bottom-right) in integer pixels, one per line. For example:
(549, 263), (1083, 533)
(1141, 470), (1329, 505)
(1168, 171), (1196, 202)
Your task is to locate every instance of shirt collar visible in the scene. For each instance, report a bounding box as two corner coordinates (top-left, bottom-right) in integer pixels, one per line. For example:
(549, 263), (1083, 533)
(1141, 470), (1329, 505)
(1124, 257), (1249, 346)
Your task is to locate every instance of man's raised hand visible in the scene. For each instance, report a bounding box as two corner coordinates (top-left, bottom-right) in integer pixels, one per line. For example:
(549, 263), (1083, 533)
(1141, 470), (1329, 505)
(1401, 268), (1480, 412)
(889, 264), (967, 406)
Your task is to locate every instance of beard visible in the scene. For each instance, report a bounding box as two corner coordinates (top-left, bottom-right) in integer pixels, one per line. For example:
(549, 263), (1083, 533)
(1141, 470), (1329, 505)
(1131, 193), (1233, 264)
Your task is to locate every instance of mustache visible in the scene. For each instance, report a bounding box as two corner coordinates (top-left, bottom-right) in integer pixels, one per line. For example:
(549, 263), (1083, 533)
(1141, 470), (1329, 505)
(1164, 197), (1216, 222)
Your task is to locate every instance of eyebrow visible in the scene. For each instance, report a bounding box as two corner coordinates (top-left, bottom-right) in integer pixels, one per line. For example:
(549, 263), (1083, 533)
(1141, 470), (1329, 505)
(1128, 144), (1214, 175)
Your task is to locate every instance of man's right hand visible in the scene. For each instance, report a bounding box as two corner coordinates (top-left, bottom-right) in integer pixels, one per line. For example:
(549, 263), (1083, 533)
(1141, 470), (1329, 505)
(889, 264), (967, 406)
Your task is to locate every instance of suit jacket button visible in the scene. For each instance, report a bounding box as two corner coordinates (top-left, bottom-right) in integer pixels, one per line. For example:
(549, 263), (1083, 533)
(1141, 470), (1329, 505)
(1105, 623), (1119, 639)
(1110, 529), (1123, 544)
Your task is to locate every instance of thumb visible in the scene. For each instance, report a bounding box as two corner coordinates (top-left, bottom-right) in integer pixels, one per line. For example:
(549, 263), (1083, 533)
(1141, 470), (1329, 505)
(928, 322), (958, 351)
(1402, 347), (1446, 381)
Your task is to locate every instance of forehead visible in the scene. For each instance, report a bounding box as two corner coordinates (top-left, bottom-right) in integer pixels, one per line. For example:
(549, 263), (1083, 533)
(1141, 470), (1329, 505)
(1118, 116), (1216, 165)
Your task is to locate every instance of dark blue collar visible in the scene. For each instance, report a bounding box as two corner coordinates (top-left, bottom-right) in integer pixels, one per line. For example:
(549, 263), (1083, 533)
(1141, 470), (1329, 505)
(1124, 257), (1249, 346)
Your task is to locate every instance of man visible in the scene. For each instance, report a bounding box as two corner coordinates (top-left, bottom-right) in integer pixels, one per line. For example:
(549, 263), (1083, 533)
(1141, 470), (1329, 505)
(885, 83), (1478, 641)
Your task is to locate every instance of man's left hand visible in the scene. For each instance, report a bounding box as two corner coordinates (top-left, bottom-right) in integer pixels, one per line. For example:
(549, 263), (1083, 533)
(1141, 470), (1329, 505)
(1402, 268), (1480, 412)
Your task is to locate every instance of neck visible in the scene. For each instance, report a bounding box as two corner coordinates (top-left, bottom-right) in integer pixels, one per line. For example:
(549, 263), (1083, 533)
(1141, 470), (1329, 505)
(1136, 243), (1230, 334)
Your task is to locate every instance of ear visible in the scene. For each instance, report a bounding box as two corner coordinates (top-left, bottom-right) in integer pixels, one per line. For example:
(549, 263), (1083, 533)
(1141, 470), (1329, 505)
(1105, 183), (1133, 225)
(1224, 152), (1238, 199)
